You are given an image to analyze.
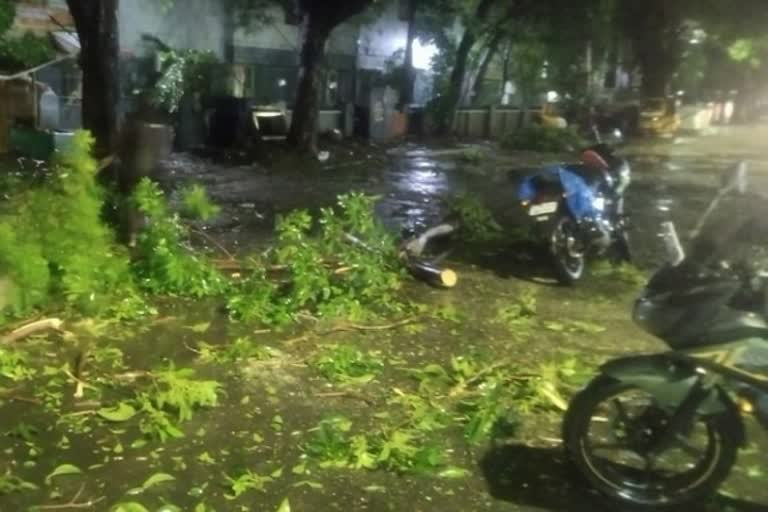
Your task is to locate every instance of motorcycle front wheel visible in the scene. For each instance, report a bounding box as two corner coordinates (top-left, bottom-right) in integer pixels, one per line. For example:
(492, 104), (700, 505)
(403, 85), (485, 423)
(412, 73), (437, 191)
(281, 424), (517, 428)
(563, 376), (739, 508)
(550, 215), (585, 284)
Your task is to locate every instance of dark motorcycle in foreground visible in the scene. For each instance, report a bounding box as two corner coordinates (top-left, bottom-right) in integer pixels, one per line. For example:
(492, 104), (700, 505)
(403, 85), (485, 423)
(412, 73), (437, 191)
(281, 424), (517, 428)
(517, 130), (631, 284)
(563, 161), (768, 507)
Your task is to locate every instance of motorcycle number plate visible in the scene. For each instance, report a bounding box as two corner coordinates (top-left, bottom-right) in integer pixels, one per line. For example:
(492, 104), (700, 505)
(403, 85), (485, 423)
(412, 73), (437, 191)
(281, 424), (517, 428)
(529, 202), (558, 216)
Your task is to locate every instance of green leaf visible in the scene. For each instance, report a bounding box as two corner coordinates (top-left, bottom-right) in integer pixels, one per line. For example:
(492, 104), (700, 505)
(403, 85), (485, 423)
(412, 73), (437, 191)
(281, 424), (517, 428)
(110, 504), (150, 512)
(187, 322), (210, 333)
(45, 464), (82, 485)
(142, 472), (175, 490)
(276, 498), (291, 512)
(97, 402), (137, 422)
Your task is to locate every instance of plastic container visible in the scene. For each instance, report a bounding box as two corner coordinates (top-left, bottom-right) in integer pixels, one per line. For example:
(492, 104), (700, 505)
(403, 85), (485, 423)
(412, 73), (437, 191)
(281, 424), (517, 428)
(39, 88), (60, 131)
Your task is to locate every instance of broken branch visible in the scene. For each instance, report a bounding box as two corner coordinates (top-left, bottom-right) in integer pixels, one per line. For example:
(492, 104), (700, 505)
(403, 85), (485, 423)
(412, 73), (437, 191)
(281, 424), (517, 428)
(1, 318), (64, 344)
(313, 391), (376, 406)
(285, 317), (419, 346)
(36, 484), (106, 510)
(190, 228), (235, 260)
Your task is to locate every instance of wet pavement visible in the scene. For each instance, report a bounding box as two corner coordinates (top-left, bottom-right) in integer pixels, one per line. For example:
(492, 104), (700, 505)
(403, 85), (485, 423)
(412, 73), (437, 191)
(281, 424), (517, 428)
(5, 125), (768, 512)
(154, 124), (768, 511)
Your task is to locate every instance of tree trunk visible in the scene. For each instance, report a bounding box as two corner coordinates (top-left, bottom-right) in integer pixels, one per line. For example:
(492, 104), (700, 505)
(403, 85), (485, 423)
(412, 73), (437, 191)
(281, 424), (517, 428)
(66, 0), (120, 159)
(435, 0), (495, 134)
(287, 15), (330, 154)
(640, 56), (676, 97)
(471, 31), (503, 105)
(399, 0), (417, 111)
(624, 0), (683, 98)
(585, 39), (593, 99)
(499, 40), (512, 102)
(288, 1), (373, 152)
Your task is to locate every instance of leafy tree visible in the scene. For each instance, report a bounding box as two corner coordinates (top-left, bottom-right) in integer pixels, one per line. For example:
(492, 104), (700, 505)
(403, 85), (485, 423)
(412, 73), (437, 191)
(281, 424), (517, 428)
(286, 0), (376, 153)
(619, 0), (768, 97)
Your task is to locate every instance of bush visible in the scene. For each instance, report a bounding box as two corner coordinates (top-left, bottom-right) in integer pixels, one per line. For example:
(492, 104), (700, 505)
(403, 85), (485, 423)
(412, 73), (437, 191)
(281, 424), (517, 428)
(0, 131), (136, 321)
(502, 124), (584, 153)
(131, 178), (228, 298)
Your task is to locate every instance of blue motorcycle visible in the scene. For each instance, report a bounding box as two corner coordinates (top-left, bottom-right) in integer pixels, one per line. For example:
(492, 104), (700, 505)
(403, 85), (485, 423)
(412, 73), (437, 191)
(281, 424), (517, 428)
(518, 139), (632, 284)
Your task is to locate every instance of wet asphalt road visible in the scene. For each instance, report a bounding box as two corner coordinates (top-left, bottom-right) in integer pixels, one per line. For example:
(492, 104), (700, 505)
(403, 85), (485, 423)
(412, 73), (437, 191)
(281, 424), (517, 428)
(154, 124), (768, 512)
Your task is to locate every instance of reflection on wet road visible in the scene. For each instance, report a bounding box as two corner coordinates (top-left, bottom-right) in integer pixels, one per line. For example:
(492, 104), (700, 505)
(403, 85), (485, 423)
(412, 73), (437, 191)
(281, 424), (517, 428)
(158, 125), (768, 273)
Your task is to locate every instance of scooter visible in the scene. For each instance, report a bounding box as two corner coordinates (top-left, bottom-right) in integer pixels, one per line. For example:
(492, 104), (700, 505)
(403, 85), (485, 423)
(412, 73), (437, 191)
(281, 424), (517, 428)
(562, 162), (768, 507)
(517, 129), (631, 284)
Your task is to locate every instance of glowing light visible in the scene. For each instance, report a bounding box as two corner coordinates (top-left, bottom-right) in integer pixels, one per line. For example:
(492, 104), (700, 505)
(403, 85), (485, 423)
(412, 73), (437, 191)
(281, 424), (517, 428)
(412, 39), (438, 70)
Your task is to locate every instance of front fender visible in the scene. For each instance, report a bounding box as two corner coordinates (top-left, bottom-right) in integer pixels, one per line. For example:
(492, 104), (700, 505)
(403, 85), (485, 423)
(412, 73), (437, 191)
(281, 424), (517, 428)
(600, 354), (745, 445)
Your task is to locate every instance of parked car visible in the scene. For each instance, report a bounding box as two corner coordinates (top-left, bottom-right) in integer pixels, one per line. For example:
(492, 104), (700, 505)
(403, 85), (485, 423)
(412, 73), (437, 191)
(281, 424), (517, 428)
(638, 97), (680, 137)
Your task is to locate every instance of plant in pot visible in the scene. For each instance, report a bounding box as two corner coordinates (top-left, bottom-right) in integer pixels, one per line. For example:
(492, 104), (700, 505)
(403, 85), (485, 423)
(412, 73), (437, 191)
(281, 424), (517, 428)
(117, 40), (219, 244)
(134, 36), (220, 153)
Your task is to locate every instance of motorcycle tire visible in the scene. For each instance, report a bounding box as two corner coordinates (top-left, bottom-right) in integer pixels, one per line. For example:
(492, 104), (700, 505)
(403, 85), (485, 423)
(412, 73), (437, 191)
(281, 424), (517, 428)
(550, 215), (585, 285)
(563, 375), (739, 508)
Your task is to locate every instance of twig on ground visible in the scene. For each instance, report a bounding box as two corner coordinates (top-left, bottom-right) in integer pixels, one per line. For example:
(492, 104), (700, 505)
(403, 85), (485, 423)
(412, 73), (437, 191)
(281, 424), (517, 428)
(314, 391), (377, 406)
(63, 370), (97, 399)
(448, 359), (538, 398)
(284, 317), (418, 346)
(190, 228), (235, 260)
(184, 342), (203, 354)
(36, 484), (106, 510)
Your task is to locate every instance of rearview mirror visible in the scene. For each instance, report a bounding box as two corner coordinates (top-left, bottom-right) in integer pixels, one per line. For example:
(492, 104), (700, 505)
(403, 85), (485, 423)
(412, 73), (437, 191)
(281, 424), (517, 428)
(722, 161), (748, 194)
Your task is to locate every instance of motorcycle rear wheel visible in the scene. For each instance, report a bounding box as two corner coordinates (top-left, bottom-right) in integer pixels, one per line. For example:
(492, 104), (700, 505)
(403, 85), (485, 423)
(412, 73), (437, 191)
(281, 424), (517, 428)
(550, 215), (585, 284)
(563, 376), (739, 508)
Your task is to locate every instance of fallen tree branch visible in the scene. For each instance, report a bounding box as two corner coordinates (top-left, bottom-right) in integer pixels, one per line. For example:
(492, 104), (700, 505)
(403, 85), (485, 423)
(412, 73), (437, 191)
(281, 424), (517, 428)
(0, 388), (40, 405)
(111, 370), (153, 383)
(447, 359), (537, 398)
(401, 223), (457, 258)
(1, 318), (64, 344)
(63, 370), (97, 399)
(333, 317), (419, 332)
(36, 484), (105, 510)
(190, 228), (235, 260)
(1, 314), (43, 332)
(313, 391), (377, 406)
(285, 317), (419, 346)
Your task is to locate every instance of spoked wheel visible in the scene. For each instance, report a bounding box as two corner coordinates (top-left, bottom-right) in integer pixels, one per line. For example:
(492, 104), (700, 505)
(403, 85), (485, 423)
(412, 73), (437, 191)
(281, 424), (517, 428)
(550, 215), (585, 284)
(563, 377), (739, 508)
